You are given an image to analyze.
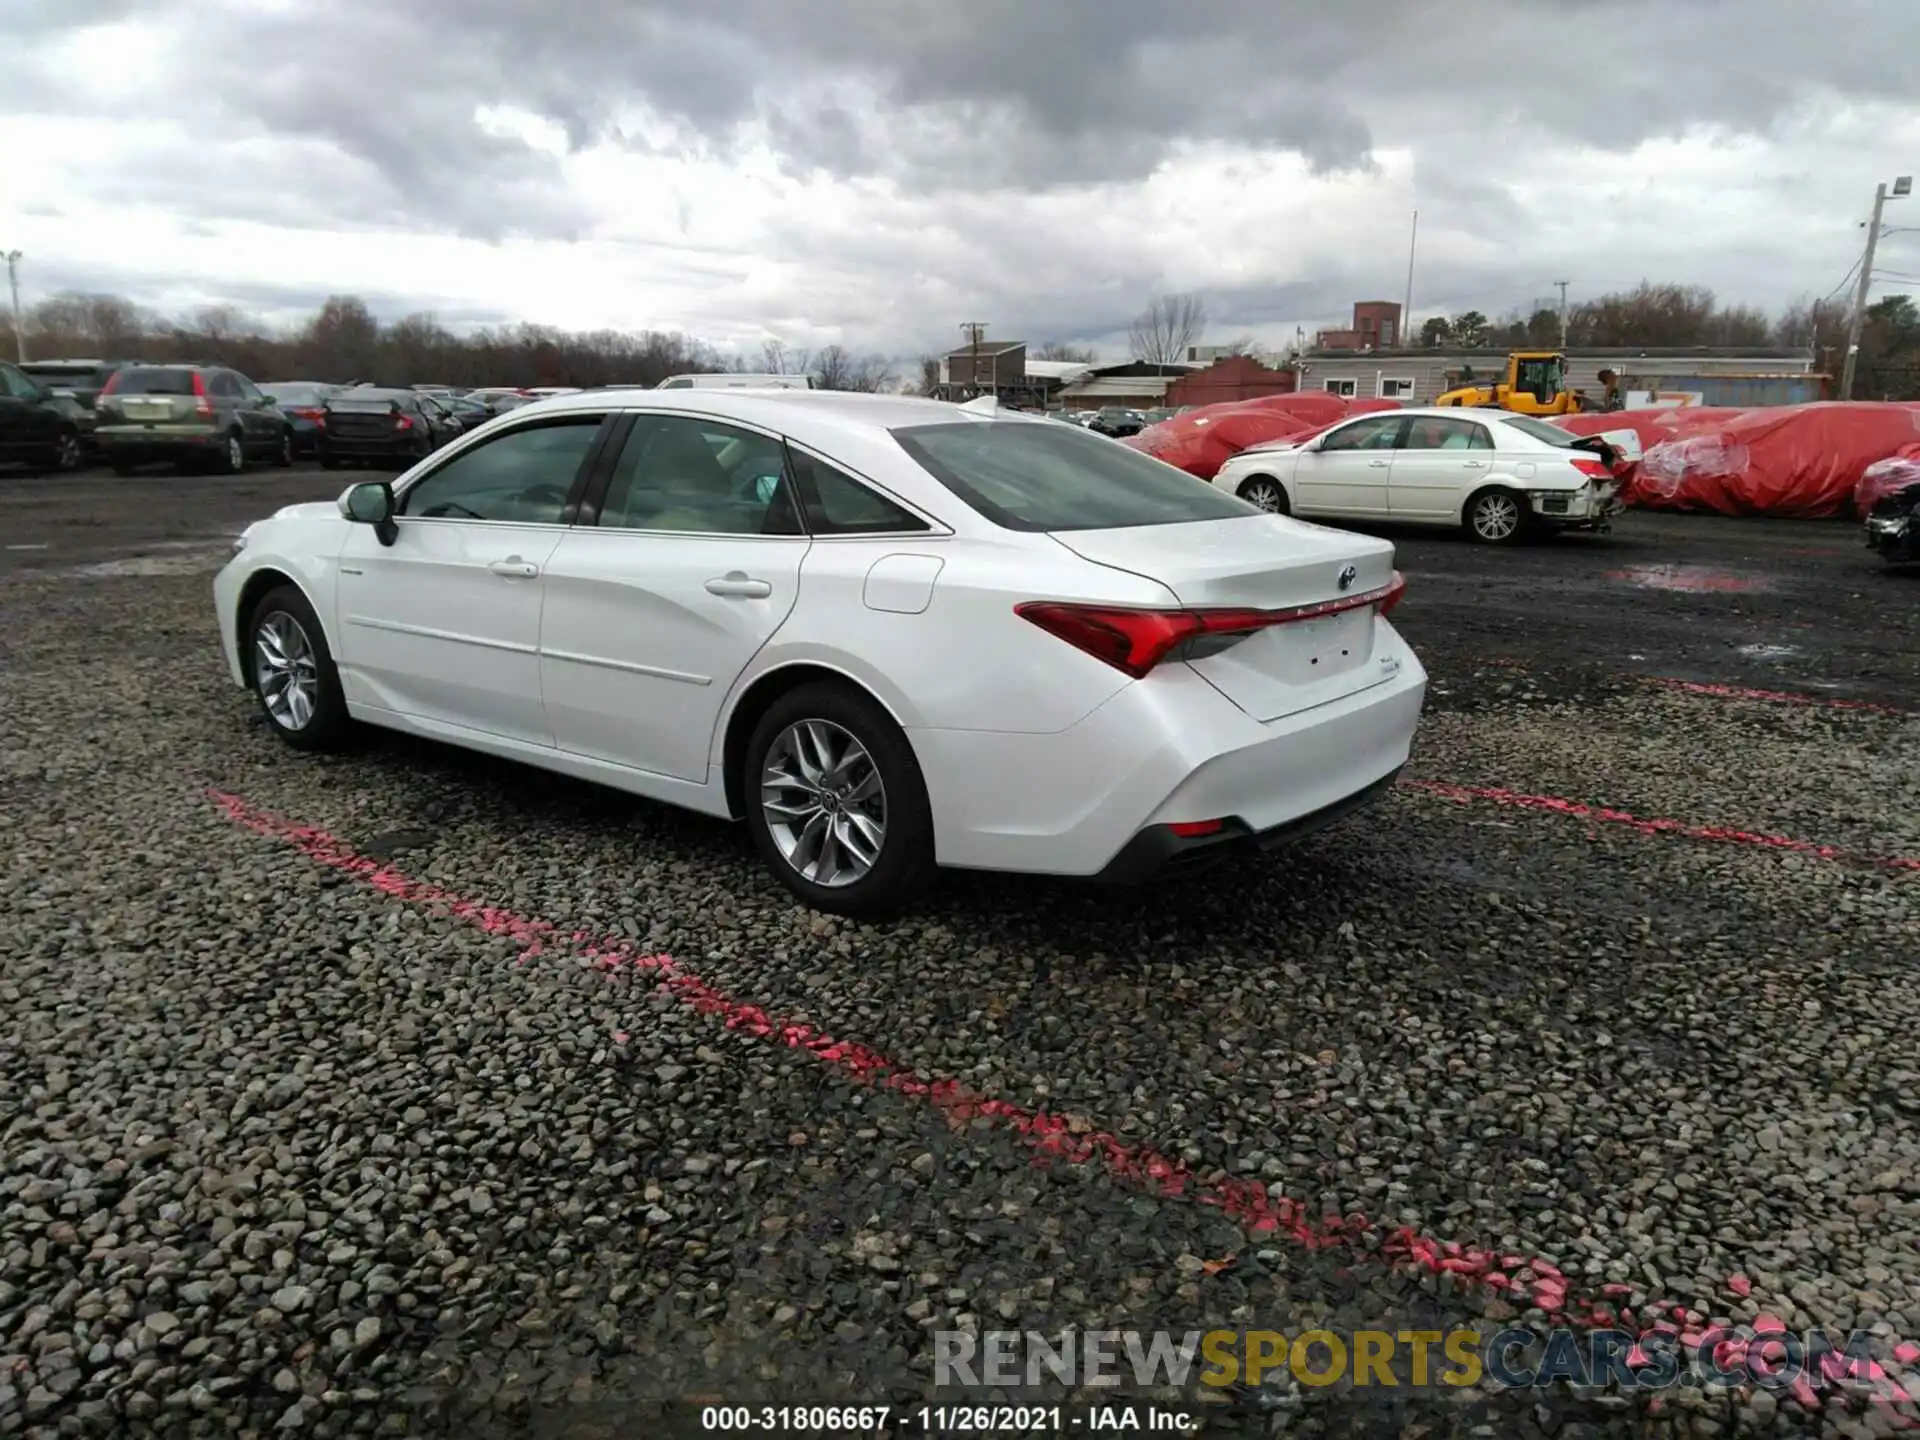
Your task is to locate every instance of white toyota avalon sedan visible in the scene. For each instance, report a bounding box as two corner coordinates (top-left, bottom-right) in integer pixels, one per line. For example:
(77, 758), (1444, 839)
(1210, 406), (1625, 544)
(214, 389), (1427, 914)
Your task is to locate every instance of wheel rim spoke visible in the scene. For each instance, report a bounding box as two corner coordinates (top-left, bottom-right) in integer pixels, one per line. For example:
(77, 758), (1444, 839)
(759, 717), (888, 888)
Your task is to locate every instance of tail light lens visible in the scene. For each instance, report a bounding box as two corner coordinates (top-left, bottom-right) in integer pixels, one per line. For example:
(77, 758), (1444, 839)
(1570, 457), (1613, 480)
(393, 414), (414, 431)
(1016, 572), (1407, 680)
(99, 372), (123, 399)
(191, 371), (213, 420)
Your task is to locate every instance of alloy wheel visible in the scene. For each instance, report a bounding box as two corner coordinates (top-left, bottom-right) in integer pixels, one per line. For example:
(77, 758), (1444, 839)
(254, 612), (320, 731)
(227, 434), (245, 473)
(1240, 478), (1285, 513)
(759, 718), (888, 887)
(1473, 493), (1521, 541)
(55, 433), (82, 472)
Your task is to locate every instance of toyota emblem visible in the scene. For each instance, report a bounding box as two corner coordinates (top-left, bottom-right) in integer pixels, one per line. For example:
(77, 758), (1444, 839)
(1337, 564), (1358, 591)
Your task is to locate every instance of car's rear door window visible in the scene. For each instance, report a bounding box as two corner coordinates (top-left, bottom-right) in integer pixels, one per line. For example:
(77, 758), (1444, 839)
(890, 419), (1253, 532)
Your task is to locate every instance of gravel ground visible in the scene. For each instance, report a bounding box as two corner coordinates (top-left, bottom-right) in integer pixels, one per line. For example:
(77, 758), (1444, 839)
(3, 467), (1920, 1438)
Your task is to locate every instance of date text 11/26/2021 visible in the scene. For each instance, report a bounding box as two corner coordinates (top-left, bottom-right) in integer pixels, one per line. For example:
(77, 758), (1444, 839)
(698, 1403), (1203, 1433)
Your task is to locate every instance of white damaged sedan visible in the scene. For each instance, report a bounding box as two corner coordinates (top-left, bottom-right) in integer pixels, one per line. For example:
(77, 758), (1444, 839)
(1211, 407), (1626, 544)
(216, 389), (1427, 914)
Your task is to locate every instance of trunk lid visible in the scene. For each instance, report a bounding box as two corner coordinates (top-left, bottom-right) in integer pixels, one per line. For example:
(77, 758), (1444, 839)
(1049, 516), (1402, 722)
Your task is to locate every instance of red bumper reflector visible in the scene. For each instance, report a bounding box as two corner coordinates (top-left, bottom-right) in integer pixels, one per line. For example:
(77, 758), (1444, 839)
(1168, 819), (1226, 838)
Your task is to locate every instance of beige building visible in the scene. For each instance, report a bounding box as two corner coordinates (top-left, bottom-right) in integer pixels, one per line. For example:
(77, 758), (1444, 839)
(1292, 346), (1822, 406)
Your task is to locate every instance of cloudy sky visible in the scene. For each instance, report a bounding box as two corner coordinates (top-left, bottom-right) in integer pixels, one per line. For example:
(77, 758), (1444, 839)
(4, 0), (1919, 361)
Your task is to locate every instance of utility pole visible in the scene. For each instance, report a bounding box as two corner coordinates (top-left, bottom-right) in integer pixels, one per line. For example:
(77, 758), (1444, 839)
(1400, 211), (1417, 346)
(1554, 279), (1570, 347)
(959, 321), (986, 397)
(4, 251), (24, 363)
(1840, 176), (1912, 400)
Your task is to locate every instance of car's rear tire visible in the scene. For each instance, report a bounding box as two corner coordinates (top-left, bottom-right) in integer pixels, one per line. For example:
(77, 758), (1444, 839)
(219, 430), (246, 475)
(1237, 475), (1290, 514)
(742, 682), (935, 917)
(1464, 486), (1529, 545)
(273, 429), (294, 468)
(245, 584), (351, 752)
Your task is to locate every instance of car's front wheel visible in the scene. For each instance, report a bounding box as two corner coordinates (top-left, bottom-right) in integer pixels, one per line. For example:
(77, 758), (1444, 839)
(1465, 487), (1529, 545)
(1237, 475), (1289, 514)
(245, 585), (350, 751)
(743, 682), (935, 916)
(45, 428), (83, 474)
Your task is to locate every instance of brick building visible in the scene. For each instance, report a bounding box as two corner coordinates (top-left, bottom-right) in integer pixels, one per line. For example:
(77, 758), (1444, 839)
(1166, 355), (1298, 407)
(1315, 301), (1404, 352)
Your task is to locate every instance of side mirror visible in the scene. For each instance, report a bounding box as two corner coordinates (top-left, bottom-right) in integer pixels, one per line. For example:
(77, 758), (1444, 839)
(339, 481), (398, 546)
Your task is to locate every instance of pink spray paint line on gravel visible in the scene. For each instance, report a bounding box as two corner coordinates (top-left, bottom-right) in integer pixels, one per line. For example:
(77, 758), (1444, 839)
(1401, 779), (1920, 873)
(1637, 676), (1912, 717)
(208, 789), (1915, 1413)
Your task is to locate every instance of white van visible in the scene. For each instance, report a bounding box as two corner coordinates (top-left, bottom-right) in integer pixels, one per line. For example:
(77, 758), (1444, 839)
(654, 373), (815, 390)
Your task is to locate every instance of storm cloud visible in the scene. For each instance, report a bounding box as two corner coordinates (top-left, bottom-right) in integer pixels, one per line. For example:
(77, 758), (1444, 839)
(2, 0), (1917, 356)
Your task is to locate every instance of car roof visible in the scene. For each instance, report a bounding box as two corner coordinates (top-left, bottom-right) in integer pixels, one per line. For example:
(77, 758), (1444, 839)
(521, 386), (1002, 440)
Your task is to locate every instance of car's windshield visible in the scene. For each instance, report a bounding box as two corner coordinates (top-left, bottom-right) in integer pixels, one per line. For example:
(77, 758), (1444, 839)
(1499, 415), (1582, 448)
(891, 419), (1256, 532)
(113, 368), (197, 396)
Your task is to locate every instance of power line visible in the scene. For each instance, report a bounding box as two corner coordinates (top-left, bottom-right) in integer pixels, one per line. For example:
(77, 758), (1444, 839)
(1821, 253), (1864, 305)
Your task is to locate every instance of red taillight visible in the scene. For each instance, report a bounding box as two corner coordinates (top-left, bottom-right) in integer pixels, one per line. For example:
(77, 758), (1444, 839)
(1570, 457), (1612, 479)
(191, 371), (213, 420)
(394, 415), (414, 431)
(1015, 571), (1407, 679)
(99, 372), (122, 398)
(1168, 819), (1226, 838)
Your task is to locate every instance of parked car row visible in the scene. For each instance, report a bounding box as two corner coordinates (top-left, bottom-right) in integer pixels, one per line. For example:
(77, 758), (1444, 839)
(0, 364), (585, 476)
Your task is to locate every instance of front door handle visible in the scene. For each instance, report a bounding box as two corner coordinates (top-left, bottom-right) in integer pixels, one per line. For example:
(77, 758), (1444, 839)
(489, 557), (539, 578)
(1462, 460), (1487, 468)
(705, 572), (773, 599)
(1367, 458), (1391, 468)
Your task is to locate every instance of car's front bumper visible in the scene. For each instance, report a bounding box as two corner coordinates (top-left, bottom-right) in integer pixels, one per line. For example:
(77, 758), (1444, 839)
(909, 620), (1427, 878)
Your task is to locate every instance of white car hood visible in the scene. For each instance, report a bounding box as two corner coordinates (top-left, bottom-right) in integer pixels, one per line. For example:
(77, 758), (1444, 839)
(270, 501), (342, 523)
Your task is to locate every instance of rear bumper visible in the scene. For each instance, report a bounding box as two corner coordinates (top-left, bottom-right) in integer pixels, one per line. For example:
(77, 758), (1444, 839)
(96, 424), (222, 456)
(1091, 765), (1404, 883)
(910, 620), (1427, 878)
(322, 436), (420, 460)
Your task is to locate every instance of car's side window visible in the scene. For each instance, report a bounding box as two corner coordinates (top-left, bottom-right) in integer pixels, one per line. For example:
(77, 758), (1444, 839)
(235, 375), (265, 402)
(597, 416), (802, 536)
(0, 364), (38, 400)
(397, 417), (603, 524)
(1319, 416), (1402, 453)
(785, 446), (928, 535)
(1406, 417), (1494, 451)
(216, 372), (245, 399)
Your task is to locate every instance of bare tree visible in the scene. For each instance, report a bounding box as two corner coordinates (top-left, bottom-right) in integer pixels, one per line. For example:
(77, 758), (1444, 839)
(1127, 293), (1207, 365)
(811, 343), (893, 392)
(1034, 341), (1096, 363)
(916, 356), (941, 396)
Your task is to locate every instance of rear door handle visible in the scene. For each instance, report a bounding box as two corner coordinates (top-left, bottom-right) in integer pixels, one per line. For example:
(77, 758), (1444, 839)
(488, 557), (539, 578)
(1463, 460), (1487, 468)
(1368, 459), (1391, 468)
(705, 573), (773, 598)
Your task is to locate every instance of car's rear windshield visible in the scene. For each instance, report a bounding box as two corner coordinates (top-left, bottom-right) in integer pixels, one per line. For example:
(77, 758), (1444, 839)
(329, 389), (412, 408)
(890, 419), (1255, 532)
(113, 368), (197, 396)
(1499, 415), (1581, 448)
(262, 383), (333, 405)
(23, 364), (106, 386)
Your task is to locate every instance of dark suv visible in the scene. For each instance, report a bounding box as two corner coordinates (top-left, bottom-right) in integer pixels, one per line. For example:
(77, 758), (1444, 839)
(0, 360), (90, 473)
(94, 364), (294, 475)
